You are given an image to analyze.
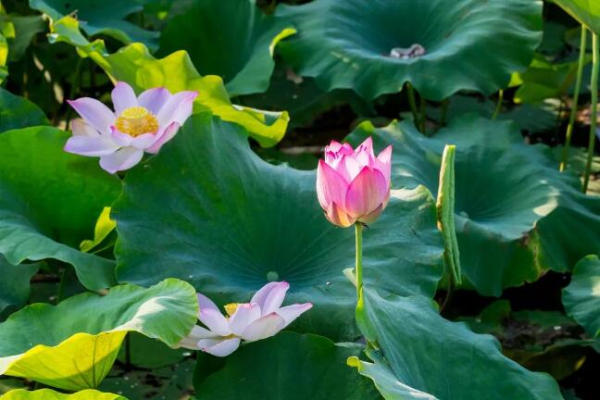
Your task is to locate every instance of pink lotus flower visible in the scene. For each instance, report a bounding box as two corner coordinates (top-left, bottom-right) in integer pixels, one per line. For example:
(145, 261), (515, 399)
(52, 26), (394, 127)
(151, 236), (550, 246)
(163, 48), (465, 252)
(317, 137), (392, 227)
(64, 81), (198, 174)
(177, 282), (312, 357)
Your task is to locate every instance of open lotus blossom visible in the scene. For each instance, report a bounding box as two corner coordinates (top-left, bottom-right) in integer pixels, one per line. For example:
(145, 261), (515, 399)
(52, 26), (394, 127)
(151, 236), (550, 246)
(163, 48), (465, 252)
(177, 282), (312, 357)
(317, 137), (392, 227)
(64, 81), (198, 174)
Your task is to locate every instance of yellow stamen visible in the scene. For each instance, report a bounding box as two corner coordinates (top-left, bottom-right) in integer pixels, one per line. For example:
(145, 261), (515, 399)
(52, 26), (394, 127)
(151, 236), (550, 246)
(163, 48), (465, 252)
(224, 303), (239, 317)
(115, 106), (159, 137)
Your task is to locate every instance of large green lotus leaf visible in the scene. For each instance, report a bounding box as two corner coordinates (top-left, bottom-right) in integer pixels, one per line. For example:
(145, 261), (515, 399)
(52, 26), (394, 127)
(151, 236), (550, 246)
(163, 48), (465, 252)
(0, 127), (121, 290)
(509, 53), (592, 104)
(48, 16), (288, 148)
(563, 255), (600, 338)
(347, 115), (600, 296)
(29, 0), (158, 50)
(113, 114), (444, 339)
(194, 332), (379, 399)
(276, 0), (542, 101)
(552, 0), (600, 35)
(0, 279), (197, 391)
(0, 88), (49, 132)
(159, 0), (295, 96)
(1, 389), (126, 399)
(350, 289), (562, 399)
(0, 257), (39, 313)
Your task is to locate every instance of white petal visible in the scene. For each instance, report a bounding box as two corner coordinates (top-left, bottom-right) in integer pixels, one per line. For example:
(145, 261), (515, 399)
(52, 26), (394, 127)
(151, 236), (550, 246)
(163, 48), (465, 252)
(229, 303), (262, 336)
(138, 87), (171, 115)
(67, 98), (114, 134)
(129, 133), (159, 150)
(276, 303), (313, 328)
(197, 293), (220, 314)
(64, 135), (120, 157)
(199, 309), (231, 337)
(188, 325), (220, 340)
(99, 147), (144, 174)
(241, 313), (285, 342)
(250, 282), (280, 309)
(199, 338), (241, 357)
(70, 119), (99, 137)
(111, 81), (138, 114)
(261, 281), (290, 315)
(156, 91), (197, 126)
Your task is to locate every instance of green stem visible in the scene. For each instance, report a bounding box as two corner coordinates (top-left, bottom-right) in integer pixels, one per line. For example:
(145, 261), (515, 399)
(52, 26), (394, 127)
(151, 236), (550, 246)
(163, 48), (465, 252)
(355, 223), (363, 300)
(583, 33), (599, 193)
(561, 27), (588, 172)
(419, 95), (427, 134)
(439, 98), (449, 128)
(491, 89), (504, 120)
(406, 83), (420, 130)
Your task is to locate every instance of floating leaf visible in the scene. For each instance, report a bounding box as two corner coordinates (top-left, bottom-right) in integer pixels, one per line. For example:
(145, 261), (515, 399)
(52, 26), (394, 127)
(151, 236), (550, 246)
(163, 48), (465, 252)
(563, 255), (600, 338)
(0, 88), (49, 132)
(347, 115), (600, 295)
(194, 332), (379, 399)
(1, 389), (126, 399)
(0, 257), (39, 313)
(350, 288), (563, 399)
(113, 114), (444, 339)
(48, 16), (288, 147)
(29, 0), (159, 50)
(0, 279), (198, 391)
(276, 0), (542, 100)
(159, 0), (296, 96)
(0, 127), (121, 290)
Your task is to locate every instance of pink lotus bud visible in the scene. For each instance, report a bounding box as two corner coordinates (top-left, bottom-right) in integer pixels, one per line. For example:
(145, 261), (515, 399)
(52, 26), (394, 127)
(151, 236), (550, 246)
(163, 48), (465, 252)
(316, 138), (392, 227)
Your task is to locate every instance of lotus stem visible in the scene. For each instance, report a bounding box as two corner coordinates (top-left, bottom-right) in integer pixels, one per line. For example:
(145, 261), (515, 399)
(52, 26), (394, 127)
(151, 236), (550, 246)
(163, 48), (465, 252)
(355, 222), (363, 300)
(420, 95), (427, 134)
(583, 33), (599, 193)
(561, 27), (588, 172)
(439, 98), (450, 128)
(492, 89), (504, 120)
(406, 83), (421, 131)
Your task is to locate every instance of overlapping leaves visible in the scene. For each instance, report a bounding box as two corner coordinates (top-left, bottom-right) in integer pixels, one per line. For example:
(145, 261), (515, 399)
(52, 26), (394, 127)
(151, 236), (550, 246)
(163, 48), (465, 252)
(347, 115), (600, 295)
(0, 279), (197, 391)
(159, 0), (295, 96)
(113, 114), (444, 340)
(48, 16), (288, 147)
(0, 126), (120, 290)
(350, 288), (563, 399)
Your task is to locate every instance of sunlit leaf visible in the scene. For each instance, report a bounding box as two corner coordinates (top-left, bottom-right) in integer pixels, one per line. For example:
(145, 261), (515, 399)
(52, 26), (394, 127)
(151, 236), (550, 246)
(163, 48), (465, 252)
(159, 0), (296, 96)
(0, 279), (198, 391)
(48, 16), (288, 147)
(1, 389), (126, 399)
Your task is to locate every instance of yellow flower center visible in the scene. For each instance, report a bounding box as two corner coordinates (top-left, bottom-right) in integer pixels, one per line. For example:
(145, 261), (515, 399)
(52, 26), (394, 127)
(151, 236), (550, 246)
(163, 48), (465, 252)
(114, 106), (159, 137)
(224, 303), (239, 317)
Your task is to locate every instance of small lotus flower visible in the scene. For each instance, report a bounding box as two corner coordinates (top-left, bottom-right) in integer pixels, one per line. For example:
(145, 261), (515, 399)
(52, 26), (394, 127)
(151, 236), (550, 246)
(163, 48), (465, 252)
(177, 282), (312, 357)
(317, 137), (392, 227)
(64, 81), (198, 174)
